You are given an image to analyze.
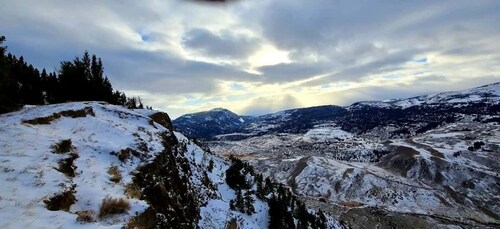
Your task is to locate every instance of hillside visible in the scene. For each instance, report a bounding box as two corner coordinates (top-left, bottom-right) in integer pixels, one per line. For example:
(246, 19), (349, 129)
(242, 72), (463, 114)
(0, 102), (336, 228)
(174, 82), (500, 140)
(175, 82), (500, 228)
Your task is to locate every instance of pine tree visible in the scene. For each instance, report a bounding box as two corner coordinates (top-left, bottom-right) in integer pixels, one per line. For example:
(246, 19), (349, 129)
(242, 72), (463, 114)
(235, 189), (244, 211)
(0, 37), (151, 112)
(244, 191), (255, 215)
(0, 36), (20, 113)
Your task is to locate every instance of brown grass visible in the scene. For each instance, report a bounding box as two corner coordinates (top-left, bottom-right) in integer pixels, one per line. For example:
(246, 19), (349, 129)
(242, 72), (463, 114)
(98, 196), (130, 218)
(125, 183), (142, 199)
(23, 107), (95, 125)
(44, 189), (76, 211)
(108, 165), (122, 183)
(76, 210), (95, 223)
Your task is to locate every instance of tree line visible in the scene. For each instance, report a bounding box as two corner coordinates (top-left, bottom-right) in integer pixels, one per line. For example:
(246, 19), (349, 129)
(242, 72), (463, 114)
(0, 35), (148, 114)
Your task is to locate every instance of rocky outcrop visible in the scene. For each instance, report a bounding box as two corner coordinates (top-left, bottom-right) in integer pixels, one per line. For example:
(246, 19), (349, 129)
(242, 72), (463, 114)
(149, 111), (174, 131)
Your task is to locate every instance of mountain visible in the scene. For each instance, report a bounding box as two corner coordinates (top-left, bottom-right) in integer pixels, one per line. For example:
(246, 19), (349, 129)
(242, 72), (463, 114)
(173, 105), (347, 140)
(176, 82), (500, 140)
(0, 102), (337, 229)
(175, 82), (500, 228)
(173, 108), (248, 140)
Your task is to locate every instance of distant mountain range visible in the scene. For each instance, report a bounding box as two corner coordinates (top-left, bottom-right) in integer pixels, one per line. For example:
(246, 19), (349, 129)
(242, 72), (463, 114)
(174, 82), (500, 140)
(173, 82), (500, 228)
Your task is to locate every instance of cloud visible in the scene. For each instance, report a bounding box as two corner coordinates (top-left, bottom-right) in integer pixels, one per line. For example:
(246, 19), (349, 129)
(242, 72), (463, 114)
(240, 94), (303, 116)
(0, 0), (499, 118)
(182, 28), (260, 59)
(256, 63), (327, 83)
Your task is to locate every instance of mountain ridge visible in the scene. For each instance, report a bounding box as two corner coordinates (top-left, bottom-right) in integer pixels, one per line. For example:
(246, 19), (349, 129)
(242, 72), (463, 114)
(174, 81), (500, 140)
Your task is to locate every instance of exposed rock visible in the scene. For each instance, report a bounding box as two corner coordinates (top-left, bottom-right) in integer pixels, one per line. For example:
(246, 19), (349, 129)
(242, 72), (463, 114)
(149, 111), (174, 131)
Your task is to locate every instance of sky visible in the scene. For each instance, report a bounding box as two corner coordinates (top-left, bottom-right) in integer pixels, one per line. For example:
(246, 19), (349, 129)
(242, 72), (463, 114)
(1, 0), (500, 118)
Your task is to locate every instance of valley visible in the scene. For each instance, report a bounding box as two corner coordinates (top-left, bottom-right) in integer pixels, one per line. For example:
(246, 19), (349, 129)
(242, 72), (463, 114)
(175, 82), (500, 228)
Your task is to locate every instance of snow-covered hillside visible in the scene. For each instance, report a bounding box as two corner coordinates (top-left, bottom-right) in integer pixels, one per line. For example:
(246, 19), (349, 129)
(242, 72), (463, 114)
(1, 102), (332, 229)
(198, 83), (500, 228)
(355, 82), (500, 109)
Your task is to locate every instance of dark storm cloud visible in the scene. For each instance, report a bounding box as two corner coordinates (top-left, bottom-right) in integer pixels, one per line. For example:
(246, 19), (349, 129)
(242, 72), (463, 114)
(182, 28), (260, 59)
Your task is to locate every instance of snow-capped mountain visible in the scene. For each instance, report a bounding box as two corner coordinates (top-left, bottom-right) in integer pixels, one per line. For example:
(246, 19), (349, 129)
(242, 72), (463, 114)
(174, 105), (347, 140)
(175, 82), (500, 228)
(355, 81), (500, 109)
(174, 108), (249, 140)
(175, 82), (500, 140)
(0, 102), (336, 229)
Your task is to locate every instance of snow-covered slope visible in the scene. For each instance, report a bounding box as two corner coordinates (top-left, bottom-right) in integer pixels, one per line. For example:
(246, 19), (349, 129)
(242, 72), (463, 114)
(204, 82), (500, 228)
(0, 102), (337, 229)
(355, 82), (500, 109)
(0, 102), (266, 228)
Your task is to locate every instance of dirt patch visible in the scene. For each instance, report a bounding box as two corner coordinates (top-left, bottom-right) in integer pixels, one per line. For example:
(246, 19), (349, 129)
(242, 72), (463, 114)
(378, 146), (419, 177)
(44, 189), (76, 211)
(57, 152), (79, 177)
(23, 107), (95, 125)
(286, 156), (310, 192)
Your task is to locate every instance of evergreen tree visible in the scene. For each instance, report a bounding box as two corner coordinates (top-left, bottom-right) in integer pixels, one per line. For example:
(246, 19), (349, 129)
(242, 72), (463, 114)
(0, 36), (20, 113)
(225, 156), (251, 190)
(0, 36), (148, 113)
(235, 189), (244, 211)
(244, 191), (255, 215)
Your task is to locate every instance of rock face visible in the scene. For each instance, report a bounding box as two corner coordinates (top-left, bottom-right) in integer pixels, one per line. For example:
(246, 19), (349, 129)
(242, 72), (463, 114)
(149, 111), (174, 131)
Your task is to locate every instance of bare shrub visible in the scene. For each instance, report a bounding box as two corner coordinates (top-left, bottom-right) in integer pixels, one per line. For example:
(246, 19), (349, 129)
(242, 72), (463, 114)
(98, 196), (130, 218)
(108, 165), (122, 183)
(76, 210), (95, 223)
(125, 183), (141, 199)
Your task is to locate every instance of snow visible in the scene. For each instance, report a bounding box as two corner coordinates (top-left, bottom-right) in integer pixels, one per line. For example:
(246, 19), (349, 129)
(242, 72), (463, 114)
(0, 102), (160, 228)
(0, 102), (274, 229)
(303, 124), (353, 141)
(353, 82), (500, 109)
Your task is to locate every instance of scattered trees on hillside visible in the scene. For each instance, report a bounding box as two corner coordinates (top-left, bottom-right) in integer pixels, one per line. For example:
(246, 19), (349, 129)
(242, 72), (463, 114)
(225, 155), (328, 228)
